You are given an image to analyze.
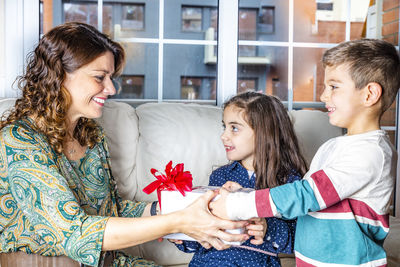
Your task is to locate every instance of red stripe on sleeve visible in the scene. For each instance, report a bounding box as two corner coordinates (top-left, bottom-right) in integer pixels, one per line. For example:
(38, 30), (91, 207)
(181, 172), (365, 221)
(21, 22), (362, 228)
(296, 257), (317, 267)
(322, 199), (390, 228)
(255, 189), (273, 217)
(311, 170), (341, 207)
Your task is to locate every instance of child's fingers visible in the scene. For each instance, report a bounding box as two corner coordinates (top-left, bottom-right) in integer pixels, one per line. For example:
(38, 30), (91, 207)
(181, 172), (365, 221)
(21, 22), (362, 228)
(167, 238), (183, 244)
(250, 237), (264, 245)
(247, 229), (264, 237)
(222, 181), (242, 192)
(246, 223), (264, 231)
(199, 241), (212, 249)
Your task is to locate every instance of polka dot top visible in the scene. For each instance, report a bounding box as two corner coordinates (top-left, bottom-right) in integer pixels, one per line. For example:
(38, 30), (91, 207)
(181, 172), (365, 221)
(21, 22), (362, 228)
(175, 161), (301, 267)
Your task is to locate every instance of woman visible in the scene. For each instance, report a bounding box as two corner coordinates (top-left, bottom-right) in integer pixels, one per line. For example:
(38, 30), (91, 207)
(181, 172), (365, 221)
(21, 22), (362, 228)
(0, 22), (248, 266)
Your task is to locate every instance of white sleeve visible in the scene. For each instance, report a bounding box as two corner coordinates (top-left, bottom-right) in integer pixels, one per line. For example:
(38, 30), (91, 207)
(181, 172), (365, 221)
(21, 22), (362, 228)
(226, 190), (258, 220)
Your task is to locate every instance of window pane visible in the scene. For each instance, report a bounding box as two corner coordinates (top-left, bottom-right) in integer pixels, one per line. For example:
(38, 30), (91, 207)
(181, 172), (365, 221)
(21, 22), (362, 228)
(113, 2), (159, 39)
(163, 44), (217, 101)
(121, 5), (144, 31)
(238, 46), (288, 101)
(239, 0), (288, 42)
(115, 43), (158, 100)
(238, 79), (257, 93)
(294, 0), (369, 43)
(182, 6), (202, 32)
(113, 75), (144, 99)
(293, 47), (325, 103)
(259, 6), (275, 34)
(164, 0), (218, 40)
(63, 1), (112, 36)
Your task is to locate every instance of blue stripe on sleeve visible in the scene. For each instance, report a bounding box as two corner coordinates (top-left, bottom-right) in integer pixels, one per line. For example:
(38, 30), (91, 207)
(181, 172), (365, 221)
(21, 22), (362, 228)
(270, 179), (320, 219)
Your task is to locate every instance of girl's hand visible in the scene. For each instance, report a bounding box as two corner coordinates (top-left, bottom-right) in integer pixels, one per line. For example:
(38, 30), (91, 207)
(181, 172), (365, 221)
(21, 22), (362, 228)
(246, 218), (267, 245)
(222, 181), (242, 192)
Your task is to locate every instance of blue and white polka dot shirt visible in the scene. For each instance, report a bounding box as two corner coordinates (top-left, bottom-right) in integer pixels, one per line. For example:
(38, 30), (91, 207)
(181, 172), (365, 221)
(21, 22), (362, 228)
(175, 161), (301, 267)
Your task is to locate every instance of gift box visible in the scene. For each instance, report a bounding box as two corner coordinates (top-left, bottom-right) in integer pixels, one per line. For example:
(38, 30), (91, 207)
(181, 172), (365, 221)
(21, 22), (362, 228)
(143, 161), (246, 245)
(161, 185), (245, 245)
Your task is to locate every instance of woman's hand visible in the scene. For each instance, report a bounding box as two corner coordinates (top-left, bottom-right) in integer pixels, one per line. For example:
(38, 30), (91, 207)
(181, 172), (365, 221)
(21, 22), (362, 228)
(177, 190), (249, 250)
(246, 218), (267, 245)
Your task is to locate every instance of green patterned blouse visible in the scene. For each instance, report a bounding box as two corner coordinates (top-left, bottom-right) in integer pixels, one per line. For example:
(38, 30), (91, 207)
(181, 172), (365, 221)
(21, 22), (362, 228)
(0, 118), (157, 266)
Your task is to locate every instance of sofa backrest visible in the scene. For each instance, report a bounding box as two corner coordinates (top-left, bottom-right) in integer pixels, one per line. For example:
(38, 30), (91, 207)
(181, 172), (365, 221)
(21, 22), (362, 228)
(97, 101), (342, 202)
(0, 99), (342, 203)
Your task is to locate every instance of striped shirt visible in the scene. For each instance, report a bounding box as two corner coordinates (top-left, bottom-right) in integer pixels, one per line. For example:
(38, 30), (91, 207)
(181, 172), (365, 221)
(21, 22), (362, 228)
(230, 130), (396, 266)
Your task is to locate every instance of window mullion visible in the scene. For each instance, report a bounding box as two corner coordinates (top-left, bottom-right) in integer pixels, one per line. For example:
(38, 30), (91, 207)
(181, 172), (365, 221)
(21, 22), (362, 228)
(216, 0), (238, 106)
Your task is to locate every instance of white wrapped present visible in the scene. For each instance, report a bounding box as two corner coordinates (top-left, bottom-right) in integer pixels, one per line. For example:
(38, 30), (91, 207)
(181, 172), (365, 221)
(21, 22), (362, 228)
(161, 185), (248, 245)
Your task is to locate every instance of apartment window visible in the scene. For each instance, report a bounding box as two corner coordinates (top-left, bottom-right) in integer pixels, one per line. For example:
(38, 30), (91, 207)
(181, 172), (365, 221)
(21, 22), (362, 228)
(237, 79), (257, 94)
(259, 6), (274, 33)
(63, 1), (113, 36)
(181, 77), (201, 100)
(181, 77), (216, 100)
(113, 75), (144, 99)
(121, 4), (144, 30)
(317, 2), (334, 11)
(238, 9), (257, 57)
(182, 6), (202, 32)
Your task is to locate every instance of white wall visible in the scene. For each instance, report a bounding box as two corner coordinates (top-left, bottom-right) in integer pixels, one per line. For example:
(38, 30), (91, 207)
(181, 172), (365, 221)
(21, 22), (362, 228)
(2, 0), (39, 97)
(0, 0), (5, 96)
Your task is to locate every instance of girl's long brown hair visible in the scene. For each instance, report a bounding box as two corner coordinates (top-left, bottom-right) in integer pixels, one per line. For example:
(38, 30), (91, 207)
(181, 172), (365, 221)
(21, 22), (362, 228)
(1, 22), (125, 154)
(223, 91), (307, 189)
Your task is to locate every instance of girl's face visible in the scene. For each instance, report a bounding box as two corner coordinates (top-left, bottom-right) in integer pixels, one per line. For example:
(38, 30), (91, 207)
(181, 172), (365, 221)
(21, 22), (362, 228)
(221, 105), (255, 171)
(63, 51), (116, 124)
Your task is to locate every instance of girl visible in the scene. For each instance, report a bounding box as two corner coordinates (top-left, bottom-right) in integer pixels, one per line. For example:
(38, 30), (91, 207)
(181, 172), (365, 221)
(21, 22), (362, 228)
(174, 91), (308, 266)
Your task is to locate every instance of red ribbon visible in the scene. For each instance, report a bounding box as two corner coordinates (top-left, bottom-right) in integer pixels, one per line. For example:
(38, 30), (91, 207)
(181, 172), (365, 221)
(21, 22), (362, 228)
(142, 161), (193, 209)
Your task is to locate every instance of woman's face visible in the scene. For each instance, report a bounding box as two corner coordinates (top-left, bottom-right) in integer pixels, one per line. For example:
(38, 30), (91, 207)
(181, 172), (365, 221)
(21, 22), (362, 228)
(63, 51), (116, 124)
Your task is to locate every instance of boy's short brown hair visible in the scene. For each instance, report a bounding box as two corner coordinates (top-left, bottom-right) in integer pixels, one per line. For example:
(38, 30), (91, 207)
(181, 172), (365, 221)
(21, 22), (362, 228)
(322, 39), (400, 113)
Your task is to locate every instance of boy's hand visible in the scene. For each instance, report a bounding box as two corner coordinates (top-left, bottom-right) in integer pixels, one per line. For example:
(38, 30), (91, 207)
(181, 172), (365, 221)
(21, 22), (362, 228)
(209, 187), (230, 220)
(246, 218), (267, 245)
(222, 181), (242, 192)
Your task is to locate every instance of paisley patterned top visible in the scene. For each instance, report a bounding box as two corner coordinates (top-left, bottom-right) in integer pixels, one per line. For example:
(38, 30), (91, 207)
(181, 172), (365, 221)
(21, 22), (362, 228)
(0, 118), (156, 266)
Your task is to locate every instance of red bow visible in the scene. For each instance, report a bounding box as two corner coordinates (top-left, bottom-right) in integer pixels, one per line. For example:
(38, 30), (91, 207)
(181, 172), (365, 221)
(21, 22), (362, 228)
(142, 161), (193, 209)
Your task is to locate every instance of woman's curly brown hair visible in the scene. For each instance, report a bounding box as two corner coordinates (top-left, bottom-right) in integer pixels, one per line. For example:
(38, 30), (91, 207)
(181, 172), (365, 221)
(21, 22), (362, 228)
(0, 22), (125, 154)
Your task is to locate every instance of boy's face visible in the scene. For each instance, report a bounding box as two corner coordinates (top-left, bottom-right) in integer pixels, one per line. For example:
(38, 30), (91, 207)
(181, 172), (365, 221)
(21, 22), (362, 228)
(320, 63), (365, 134)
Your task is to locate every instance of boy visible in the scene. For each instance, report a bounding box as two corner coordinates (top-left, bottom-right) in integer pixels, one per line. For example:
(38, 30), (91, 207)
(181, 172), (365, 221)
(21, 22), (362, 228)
(211, 39), (400, 266)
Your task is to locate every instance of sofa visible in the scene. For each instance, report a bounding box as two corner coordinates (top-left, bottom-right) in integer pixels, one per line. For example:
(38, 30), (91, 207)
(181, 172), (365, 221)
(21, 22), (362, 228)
(0, 98), (399, 266)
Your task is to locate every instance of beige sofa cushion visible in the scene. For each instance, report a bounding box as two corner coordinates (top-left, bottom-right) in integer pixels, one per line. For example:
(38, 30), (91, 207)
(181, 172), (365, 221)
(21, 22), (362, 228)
(96, 101), (139, 201)
(289, 109), (343, 165)
(134, 102), (228, 202)
(385, 216), (400, 266)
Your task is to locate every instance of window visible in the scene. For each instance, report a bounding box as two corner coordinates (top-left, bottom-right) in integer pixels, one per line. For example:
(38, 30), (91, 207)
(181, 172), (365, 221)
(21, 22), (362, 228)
(112, 75), (144, 99)
(4, 0), (400, 216)
(121, 4), (144, 31)
(182, 6), (202, 32)
(237, 79), (257, 93)
(63, 1), (113, 36)
(181, 77), (216, 100)
(317, 0), (334, 11)
(259, 6), (274, 33)
(238, 9), (257, 57)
